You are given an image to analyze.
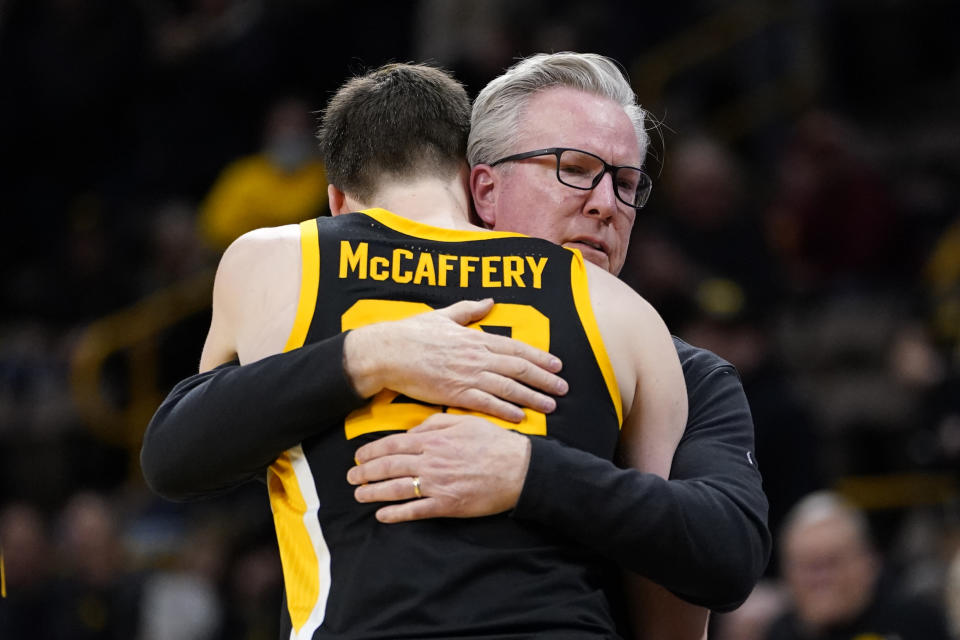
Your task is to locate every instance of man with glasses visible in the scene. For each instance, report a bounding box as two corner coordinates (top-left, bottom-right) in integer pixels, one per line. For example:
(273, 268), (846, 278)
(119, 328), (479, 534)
(143, 53), (769, 637)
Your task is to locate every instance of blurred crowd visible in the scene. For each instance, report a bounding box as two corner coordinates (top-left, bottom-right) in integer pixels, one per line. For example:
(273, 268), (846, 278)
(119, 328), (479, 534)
(1, 1), (958, 638)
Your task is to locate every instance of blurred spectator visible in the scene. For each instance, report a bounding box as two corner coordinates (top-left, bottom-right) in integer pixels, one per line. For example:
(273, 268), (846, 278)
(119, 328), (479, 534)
(765, 491), (951, 640)
(660, 135), (781, 301)
(218, 539), (283, 640)
(0, 503), (56, 639)
(621, 134), (781, 328)
(137, 521), (225, 640)
(48, 492), (145, 639)
(141, 199), (215, 293)
(197, 96), (328, 251)
(764, 110), (903, 294)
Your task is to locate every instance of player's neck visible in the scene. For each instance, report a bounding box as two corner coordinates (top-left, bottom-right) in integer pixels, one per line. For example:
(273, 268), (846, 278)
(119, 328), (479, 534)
(363, 171), (482, 231)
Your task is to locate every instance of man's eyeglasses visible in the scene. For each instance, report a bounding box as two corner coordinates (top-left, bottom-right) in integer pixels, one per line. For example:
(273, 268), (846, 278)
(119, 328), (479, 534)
(490, 147), (653, 210)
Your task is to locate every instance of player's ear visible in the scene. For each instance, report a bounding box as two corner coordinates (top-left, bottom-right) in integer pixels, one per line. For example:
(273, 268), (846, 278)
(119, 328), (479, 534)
(470, 164), (497, 228)
(328, 184), (349, 216)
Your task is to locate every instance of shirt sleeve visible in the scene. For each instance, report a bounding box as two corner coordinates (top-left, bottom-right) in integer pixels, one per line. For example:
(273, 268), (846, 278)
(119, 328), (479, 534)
(140, 331), (366, 501)
(511, 339), (772, 611)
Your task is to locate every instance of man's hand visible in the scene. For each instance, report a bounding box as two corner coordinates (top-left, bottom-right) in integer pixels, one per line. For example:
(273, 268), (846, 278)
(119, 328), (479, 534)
(344, 298), (567, 422)
(346, 413), (531, 523)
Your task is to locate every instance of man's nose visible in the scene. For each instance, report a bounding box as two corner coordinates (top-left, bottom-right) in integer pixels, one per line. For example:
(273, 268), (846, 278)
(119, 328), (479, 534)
(583, 171), (618, 222)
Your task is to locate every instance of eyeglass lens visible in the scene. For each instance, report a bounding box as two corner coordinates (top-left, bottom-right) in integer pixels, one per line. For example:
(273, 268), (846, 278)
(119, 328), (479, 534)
(557, 149), (647, 208)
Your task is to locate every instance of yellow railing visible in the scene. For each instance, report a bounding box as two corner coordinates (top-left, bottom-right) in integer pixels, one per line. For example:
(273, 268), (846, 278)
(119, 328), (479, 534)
(836, 473), (957, 510)
(69, 268), (215, 471)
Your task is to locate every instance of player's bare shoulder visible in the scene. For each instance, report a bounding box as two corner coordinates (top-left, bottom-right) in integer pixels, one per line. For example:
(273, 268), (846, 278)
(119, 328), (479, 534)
(203, 224), (303, 368)
(580, 258), (664, 334)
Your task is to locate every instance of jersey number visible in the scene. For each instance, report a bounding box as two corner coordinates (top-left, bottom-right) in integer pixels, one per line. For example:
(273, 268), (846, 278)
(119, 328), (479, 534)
(341, 299), (549, 439)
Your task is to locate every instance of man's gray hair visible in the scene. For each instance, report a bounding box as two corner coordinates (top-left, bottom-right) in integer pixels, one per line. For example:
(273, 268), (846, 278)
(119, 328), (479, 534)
(468, 52), (650, 167)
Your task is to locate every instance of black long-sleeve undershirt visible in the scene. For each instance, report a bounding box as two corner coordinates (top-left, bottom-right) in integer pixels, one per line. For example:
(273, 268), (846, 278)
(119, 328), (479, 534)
(139, 335), (770, 610)
(140, 332), (365, 499)
(513, 338), (770, 611)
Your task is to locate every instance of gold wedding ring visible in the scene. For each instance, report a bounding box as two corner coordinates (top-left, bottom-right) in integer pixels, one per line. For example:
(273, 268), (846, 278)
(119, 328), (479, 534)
(412, 476), (423, 499)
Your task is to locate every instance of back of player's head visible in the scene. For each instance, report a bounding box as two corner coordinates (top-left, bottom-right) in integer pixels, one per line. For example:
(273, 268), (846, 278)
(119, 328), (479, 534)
(318, 63), (471, 202)
(468, 52), (649, 167)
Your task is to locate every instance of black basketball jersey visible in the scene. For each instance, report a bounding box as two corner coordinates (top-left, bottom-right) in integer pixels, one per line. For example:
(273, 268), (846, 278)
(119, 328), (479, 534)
(267, 208), (623, 639)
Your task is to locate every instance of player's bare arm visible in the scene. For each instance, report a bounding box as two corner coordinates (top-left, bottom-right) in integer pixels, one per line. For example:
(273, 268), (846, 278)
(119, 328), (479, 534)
(585, 262), (707, 640)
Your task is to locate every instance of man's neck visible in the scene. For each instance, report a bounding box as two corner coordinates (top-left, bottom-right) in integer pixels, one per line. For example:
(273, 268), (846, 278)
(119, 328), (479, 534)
(350, 174), (481, 231)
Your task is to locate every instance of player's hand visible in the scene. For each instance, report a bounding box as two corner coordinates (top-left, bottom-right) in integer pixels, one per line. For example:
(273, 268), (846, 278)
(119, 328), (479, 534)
(343, 298), (567, 423)
(346, 413), (531, 522)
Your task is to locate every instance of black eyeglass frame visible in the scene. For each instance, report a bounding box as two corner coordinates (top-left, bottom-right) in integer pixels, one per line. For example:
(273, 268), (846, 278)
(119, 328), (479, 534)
(489, 147), (653, 209)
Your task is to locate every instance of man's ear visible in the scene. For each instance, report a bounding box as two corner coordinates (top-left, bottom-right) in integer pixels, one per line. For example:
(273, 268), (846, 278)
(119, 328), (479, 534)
(470, 165), (498, 228)
(328, 184), (348, 216)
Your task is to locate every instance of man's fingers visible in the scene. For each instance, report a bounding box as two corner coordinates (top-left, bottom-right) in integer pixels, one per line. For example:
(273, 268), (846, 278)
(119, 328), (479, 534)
(436, 298), (494, 326)
(375, 498), (443, 523)
(347, 453), (419, 484)
(485, 355), (568, 398)
(483, 333), (563, 374)
(459, 383), (555, 417)
(354, 477), (421, 503)
(352, 431), (424, 465)
(453, 392), (527, 423)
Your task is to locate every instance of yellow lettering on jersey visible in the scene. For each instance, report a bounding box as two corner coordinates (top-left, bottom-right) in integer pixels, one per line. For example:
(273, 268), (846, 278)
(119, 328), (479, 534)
(438, 254), (455, 287)
(459, 256), (479, 287)
(413, 252), (436, 286)
(503, 256), (525, 287)
(338, 243), (547, 289)
(391, 248), (413, 283)
(339, 241), (368, 279)
(481, 256), (501, 288)
(341, 299), (549, 438)
(369, 256), (389, 281)
(526, 256), (547, 289)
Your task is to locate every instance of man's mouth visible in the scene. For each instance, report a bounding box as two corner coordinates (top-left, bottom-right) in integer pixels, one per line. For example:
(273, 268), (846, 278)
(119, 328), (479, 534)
(565, 238), (607, 254)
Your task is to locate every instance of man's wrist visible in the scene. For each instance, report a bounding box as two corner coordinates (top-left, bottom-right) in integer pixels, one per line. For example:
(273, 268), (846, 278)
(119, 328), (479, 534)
(343, 327), (383, 399)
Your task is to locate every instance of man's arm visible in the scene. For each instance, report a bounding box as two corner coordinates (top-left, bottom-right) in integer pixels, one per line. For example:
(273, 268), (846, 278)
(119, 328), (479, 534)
(346, 338), (770, 611)
(514, 340), (770, 611)
(141, 301), (570, 500)
(141, 334), (366, 499)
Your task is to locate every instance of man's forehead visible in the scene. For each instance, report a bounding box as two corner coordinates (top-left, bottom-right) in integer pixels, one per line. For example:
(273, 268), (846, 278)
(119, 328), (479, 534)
(517, 87), (641, 163)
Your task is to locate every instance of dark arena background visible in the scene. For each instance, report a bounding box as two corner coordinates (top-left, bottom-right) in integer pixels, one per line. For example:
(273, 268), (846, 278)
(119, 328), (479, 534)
(1, 1), (958, 638)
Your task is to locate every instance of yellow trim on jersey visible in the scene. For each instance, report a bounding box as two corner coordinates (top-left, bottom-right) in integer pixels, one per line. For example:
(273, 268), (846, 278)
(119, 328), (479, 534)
(274, 219), (329, 637)
(568, 249), (623, 428)
(284, 219), (320, 352)
(268, 446), (330, 639)
(361, 207), (527, 242)
(1, 545), (6, 598)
